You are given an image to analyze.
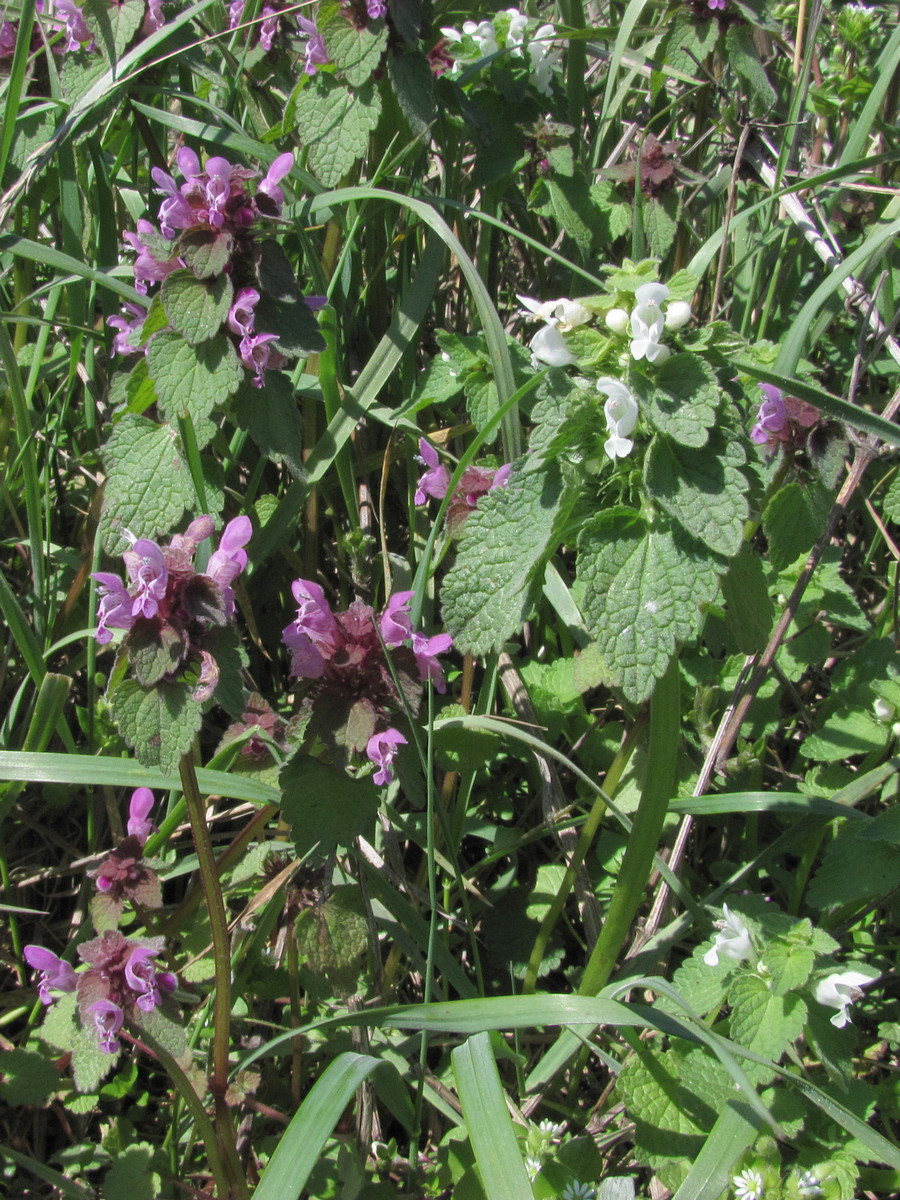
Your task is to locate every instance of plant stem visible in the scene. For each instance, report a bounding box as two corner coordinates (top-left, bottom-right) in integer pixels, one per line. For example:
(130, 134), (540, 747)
(178, 754), (249, 1200)
(578, 655), (681, 996)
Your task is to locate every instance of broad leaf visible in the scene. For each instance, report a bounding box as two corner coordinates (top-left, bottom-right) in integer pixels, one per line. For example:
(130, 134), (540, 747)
(160, 269), (233, 345)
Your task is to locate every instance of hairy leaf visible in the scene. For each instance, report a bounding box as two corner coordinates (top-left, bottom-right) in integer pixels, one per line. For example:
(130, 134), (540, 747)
(108, 677), (204, 776)
(100, 415), (197, 551)
(160, 269), (233, 345)
(294, 75), (382, 187)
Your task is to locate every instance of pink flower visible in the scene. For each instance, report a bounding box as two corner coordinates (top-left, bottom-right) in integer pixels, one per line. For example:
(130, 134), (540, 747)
(122, 537), (168, 619)
(107, 302), (148, 356)
(751, 383), (820, 451)
(125, 946), (177, 1013)
(411, 632), (453, 692)
(415, 438), (451, 505)
(204, 515), (253, 616)
(257, 152), (294, 214)
(88, 1000), (124, 1053)
(126, 787), (156, 843)
(53, 0), (94, 51)
(379, 591), (415, 646)
(24, 945), (77, 1005)
(366, 728), (407, 786)
(366, 0), (387, 17)
(298, 14), (329, 73)
(282, 578), (342, 678)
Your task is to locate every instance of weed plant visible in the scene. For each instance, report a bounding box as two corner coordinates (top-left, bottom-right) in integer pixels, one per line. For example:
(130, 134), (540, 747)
(1, 1), (899, 1197)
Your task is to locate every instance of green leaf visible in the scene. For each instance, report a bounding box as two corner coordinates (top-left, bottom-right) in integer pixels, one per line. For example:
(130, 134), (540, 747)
(280, 755), (379, 860)
(109, 355), (158, 416)
(725, 24), (776, 114)
(452, 1034), (534, 1200)
(82, 0), (144, 59)
(657, 8), (718, 78)
(295, 885), (368, 995)
(643, 192), (680, 260)
(644, 432), (748, 557)
(108, 677), (204, 776)
(319, 1), (388, 86)
(0, 1047), (60, 1107)
(762, 481), (833, 572)
(637, 354), (719, 448)
(148, 332), (242, 443)
(127, 620), (184, 687)
(160, 269), (233, 345)
(547, 174), (595, 258)
(764, 926), (816, 997)
(99, 415), (197, 551)
(443, 463), (570, 656)
(233, 374), (303, 477)
(721, 542), (774, 654)
(104, 1144), (163, 1200)
(808, 819), (900, 909)
(578, 510), (722, 702)
(727, 974), (807, 1083)
(387, 49), (435, 136)
(178, 228), (234, 279)
(801, 708), (888, 762)
(294, 75), (382, 187)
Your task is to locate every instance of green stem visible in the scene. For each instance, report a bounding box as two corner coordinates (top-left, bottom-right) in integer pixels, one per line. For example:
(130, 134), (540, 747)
(178, 754), (249, 1200)
(579, 655), (681, 996)
(522, 711), (648, 995)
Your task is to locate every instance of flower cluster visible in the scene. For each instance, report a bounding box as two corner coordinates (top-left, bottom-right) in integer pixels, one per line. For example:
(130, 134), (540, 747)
(25, 930), (177, 1054)
(439, 9), (563, 95)
(750, 384), (820, 452)
(113, 149), (298, 387)
(90, 789), (162, 926)
(94, 515), (252, 700)
(282, 582), (452, 785)
(414, 438), (512, 534)
(605, 281), (692, 364)
(226, 0), (329, 70)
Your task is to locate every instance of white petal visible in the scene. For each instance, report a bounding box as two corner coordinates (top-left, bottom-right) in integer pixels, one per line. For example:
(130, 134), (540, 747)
(529, 324), (575, 366)
(635, 282), (669, 305)
(665, 300), (693, 330)
(605, 307), (630, 335)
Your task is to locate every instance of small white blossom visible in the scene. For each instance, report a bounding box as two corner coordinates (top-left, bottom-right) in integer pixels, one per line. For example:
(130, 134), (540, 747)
(561, 1183), (596, 1200)
(795, 1169), (823, 1198)
(732, 1168), (765, 1200)
(524, 1152), (542, 1180)
(665, 300), (693, 330)
(441, 19), (498, 58)
(605, 307), (630, 334)
(704, 904), (752, 967)
(597, 377), (639, 459)
(814, 969), (875, 1028)
(874, 697), (896, 723)
(517, 294), (590, 331)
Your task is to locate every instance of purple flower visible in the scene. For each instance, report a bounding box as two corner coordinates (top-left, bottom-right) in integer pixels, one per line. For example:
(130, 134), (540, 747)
(282, 578), (341, 677)
(144, 0), (166, 31)
(239, 330), (285, 387)
(24, 945), (77, 1005)
(259, 5), (279, 49)
(445, 463), (511, 535)
(107, 302), (148, 357)
(0, 20), (17, 57)
(708, 0), (726, 8)
(94, 572), (135, 644)
(126, 787), (156, 843)
(122, 537), (168, 619)
(298, 14), (329, 73)
(204, 514), (252, 617)
(123, 220), (182, 294)
(751, 383), (820, 451)
(366, 0), (387, 17)
(411, 632), (453, 692)
(227, 0), (244, 27)
(53, 0), (94, 51)
(414, 438), (451, 505)
(88, 1000), (124, 1053)
(366, 728), (407, 786)
(125, 946), (177, 1013)
(257, 152), (294, 213)
(379, 591), (415, 646)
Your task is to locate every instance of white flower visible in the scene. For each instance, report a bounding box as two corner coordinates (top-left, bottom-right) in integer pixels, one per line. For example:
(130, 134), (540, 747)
(874, 697), (896, 723)
(597, 377), (639, 459)
(524, 1152), (542, 1181)
(665, 300), (693, 330)
(517, 294), (590, 331)
(504, 7), (528, 55)
(704, 904), (752, 967)
(441, 19), (497, 58)
(630, 286), (668, 363)
(527, 24), (561, 95)
(732, 1168), (765, 1200)
(814, 969), (875, 1028)
(536, 1118), (564, 1140)
(795, 1169), (823, 1198)
(561, 1183), (596, 1200)
(605, 307), (630, 335)
(529, 323), (576, 367)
